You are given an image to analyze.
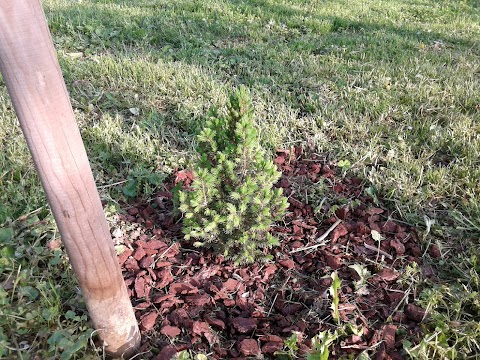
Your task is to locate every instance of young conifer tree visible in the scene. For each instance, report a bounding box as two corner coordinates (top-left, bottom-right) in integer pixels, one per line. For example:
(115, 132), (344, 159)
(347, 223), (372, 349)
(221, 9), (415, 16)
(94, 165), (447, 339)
(179, 88), (288, 265)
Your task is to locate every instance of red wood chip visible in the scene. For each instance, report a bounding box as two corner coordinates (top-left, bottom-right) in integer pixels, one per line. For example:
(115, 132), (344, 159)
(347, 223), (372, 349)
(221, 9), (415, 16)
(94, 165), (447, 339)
(137, 239), (168, 250)
(343, 335), (363, 345)
(169, 308), (193, 328)
(293, 224), (303, 236)
(235, 294), (249, 311)
(262, 341), (284, 354)
(335, 207), (348, 220)
(175, 169), (194, 185)
(231, 317), (258, 333)
(369, 222), (382, 233)
(409, 244), (422, 257)
(169, 282), (198, 295)
(124, 257), (140, 271)
(377, 268), (400, 282)
(260, 334), (284, 343)
(382, 221), (397, 233)
(142, 206), (155, 216)
(186, 293), (211, 307)
(140, 256), (154, 268)
(324, 252), (342, 269)
(192, 321), (217, 344)
(288, 197), (304, 209)
(238, 269), (250, 281)
(280, 177), (289, 188)
(390, 239), (405, 255)
(133, 247), (147, 261)
(153, 294), (175, 304)
(115, 150), (427, 358)
(369, 329), (382, 346)
(47, 238), (62, 250)
(274, 155), (286, 164)
(160, 325), (181, 337)
(282, 303), (303, 316)
(155, 261), (173, 268)
(164, 299), (185, 312)
(332, 184), (344, 193)
(238, 339), (260, 356)
(224, 299), (236, 307)
(382, 324), (397, 349)
(135, 277), (147, 298)
(331, 223), (349, 243)
(136, 301), (151, 309)
(117, 248), (133, 265)
(310, 163), (322, 174)
(152, 345), (177, 360)
(262, 264), (278, 281)
(192, 265), (220, 282)
(143, 249), (158, 256)
(145, 219), (154, 228)
(278, 258), (295, 269)
(147, 267), (157, 281)
(140, 311), (158, 331)
(375, 343), (387, 360)
(389, 351), (405, 360)
(164, 243), (181, 258)
(128, 207), (139, 216)
(429, 244), (441, 258)
(405, 304), (425, 322)
(368, 207), (385, 215)
(156, 269), (174, 289)
(204, 315), (225, 330)
(223, 278), (240, 292)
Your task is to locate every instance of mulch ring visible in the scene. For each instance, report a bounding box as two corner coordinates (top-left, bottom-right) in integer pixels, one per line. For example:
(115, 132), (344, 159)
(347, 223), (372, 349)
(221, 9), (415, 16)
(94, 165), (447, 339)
(112, 147), (430, 360)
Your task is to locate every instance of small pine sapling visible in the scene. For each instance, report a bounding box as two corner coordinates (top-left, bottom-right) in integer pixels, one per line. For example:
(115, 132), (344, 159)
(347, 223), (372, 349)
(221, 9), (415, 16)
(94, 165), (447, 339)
(179, 88), (288, 264)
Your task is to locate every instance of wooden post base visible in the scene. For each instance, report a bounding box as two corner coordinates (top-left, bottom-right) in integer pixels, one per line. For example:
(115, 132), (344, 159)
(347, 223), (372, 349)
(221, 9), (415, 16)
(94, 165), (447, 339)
(0, 0), (141, 357)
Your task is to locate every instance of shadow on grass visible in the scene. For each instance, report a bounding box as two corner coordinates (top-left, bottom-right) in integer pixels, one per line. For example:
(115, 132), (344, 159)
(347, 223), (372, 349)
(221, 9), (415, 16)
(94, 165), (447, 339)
(40, 0), (480, 221)
(49, 0), (479, 118)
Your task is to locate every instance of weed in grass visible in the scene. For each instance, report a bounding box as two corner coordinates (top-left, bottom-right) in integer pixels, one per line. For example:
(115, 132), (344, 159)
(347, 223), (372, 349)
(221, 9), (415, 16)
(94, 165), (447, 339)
(275, 332), (300, 359)
(0, 213), (95, 358)
(307, 331), (339, 360)
(409, 249), (480, 359)
(329, 271), (341, 325)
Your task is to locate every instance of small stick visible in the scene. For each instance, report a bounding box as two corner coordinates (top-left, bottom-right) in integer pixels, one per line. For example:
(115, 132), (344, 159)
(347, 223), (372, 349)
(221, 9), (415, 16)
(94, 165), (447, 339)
(386, 287), (411, 322)
(363, 242), (393, 260)
(97, 179), (128, 189)
(151, 243), (178, 268)
(290, 219), (342, 254)
(267, 293), (278, 317)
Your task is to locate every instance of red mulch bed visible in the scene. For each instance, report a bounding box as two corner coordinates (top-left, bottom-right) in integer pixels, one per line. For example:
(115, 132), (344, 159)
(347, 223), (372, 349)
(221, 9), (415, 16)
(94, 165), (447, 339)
(113, 147), (428, 360)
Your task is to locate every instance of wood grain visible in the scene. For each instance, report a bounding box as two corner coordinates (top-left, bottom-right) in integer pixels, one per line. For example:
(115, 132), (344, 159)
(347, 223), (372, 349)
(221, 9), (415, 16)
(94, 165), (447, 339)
(0, 0), (140, 357)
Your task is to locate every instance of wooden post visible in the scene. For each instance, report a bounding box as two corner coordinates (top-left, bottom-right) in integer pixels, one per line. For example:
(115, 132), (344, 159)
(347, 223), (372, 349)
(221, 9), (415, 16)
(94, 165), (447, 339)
(0, 0), (140, 357)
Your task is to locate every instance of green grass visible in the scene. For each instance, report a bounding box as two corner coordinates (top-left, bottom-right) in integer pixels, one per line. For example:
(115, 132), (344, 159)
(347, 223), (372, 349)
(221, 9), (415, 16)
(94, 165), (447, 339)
(0, 0), (479, 358)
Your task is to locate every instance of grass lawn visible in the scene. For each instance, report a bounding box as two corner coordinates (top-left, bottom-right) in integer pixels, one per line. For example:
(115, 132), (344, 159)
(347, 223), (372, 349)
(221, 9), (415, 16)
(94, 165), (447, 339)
(0, 0), (479, 358)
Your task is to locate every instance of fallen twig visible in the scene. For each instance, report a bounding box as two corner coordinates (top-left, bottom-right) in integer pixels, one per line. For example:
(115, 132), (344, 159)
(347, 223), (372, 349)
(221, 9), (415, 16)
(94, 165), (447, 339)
(97, 179), (128, 189)
(386, 287), (411, 322)
(290, 219), (342, 254)
(267, 293), (278, 317)
(363, 242), (393, 260)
